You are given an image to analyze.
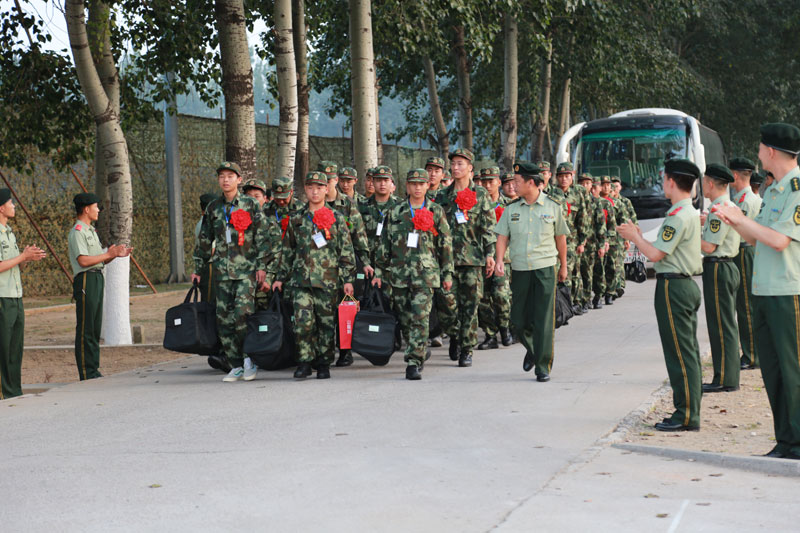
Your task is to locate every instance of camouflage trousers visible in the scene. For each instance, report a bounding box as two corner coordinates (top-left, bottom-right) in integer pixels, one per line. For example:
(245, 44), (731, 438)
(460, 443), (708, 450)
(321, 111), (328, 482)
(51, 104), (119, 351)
(449, 266), (484, 353)
(292, 287), (337, 365)
(478, 270), (511, 336)
(393, 287), (433, 367)
(216, 277), (255, 368)
(431, 286), (457, 338)
(604, 243), (624, 296)
(580, 246), (596, 306)
(565, 245), (583, 307)
(592, 251), (606, 301)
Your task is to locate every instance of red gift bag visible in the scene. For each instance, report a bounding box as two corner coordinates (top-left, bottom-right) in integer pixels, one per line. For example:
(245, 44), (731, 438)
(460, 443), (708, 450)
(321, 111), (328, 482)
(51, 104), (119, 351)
(338, 295), (360, 349)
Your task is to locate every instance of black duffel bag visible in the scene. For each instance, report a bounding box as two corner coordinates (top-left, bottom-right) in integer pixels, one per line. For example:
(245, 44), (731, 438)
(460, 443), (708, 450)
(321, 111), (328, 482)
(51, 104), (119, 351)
(555, 282), (574, 329)
(352, 284), (397, 366)
(243, 291), (296, 370)
(625, 259), (648, 283)
(163, 282), (220, 355)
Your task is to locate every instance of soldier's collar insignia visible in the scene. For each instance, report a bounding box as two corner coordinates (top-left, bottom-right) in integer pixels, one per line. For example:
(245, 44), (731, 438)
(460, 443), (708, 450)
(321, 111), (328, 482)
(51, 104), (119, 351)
(668, 206), (683, 216)
(75, 224), (82, 231)
(661, 225), (676, 241)
(739, 192), (746, 203)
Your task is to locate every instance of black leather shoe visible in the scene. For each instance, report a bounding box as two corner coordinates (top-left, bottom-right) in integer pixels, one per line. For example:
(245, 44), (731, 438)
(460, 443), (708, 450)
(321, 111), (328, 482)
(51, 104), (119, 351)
(523, 350), (534, 372)
(740, 361), (756, 370)
(499, 327), (513, 346)
(335, 349), (354, 367)
(294, 363), (312, 379)
(616, 288), (624, 298)
(458, 351), (472, 367)
(449, 341), (460, 361)
(572, 304), (584, 316)
(425, 347), (432, 361)
(405, 365), (422, 380)
(207, 355), (232, 373)
(702, 383), (739, 393)
(582, 304), (591, 313)
(762, 447), (787, 458)
(785, 452), (800, 460)
(316, 365), (331, 379)
(429, 336), (443, 347)
(592, 297), (603, 310)
(478, 334), (498, 350)
(604, 294), (614, 305)
(654, 421), (700, 432)
(536, 373), (550, 382)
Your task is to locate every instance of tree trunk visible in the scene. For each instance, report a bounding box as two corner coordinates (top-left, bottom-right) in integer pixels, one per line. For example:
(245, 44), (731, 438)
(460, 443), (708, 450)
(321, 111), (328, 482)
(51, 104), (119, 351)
(533, 40), (552, 162)
(292, 0), (309, 191)
(557, 76), (571, 138)
(66, 0), (133, 345)
(500, 14), (518, 173)
(274, 0), (298, 178)
(374, 71), (384, 165)
(348, 0), (378, 180)
(423, 56), (449, 157)
(215, 0), (257, 181)
(451, 24), (473, 152)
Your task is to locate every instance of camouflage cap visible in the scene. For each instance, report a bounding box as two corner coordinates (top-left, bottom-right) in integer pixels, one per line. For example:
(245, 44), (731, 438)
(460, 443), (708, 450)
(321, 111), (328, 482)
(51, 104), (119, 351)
(600, 175), (611, 184)
(338, 167), (358, 180)
(217, 161), (242, 176)
(480, 166), (500, 179)
(501, 172), (515, 183)
(372, 165), (393, 179)
(556, 162), (574, 174)
(425, 156), (445, 169)
(305, 171), (328, 186)
(536, 161), (551, 171)
(317, 161), (338, 175)
(513, 161), (540, 177)
(365, 167), (376, 178)
(406, 168), (429, 183)
(444, 170), (452, 178)
(577, 172), (593, 182)
(271, 176), (293, 199)
(242, 178), (268, 194)
(448, 148), (474, 163)
(592, 175), (602, 184)
(610, 176), (621, 183)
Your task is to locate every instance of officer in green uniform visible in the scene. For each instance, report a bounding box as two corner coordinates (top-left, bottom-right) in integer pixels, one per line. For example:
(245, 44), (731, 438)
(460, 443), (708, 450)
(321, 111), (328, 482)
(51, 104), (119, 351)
(426, 157), (447, 203)
(192, 162), (270, 383)
(273, 171), (356, 380)
(700, 163), (741, 393)
(0, 189), (46, 399)
(477, 167), (514, 349)
(68, 192), (132, 381)
(337, 166), (367, 205)
(555, 162), (589, 315)
(714, 123), (800, 459)
(435, 148), (496, 367)
(495, 162), (568, 382)
(373, 169), (453, 380)
(611, 176), (636, 299)
(728, 157), (762, 369)
(618, 159), (703, 431)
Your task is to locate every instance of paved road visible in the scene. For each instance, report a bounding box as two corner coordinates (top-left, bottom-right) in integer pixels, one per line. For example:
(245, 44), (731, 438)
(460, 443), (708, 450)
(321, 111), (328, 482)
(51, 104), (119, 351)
(1, 279), (797, 531)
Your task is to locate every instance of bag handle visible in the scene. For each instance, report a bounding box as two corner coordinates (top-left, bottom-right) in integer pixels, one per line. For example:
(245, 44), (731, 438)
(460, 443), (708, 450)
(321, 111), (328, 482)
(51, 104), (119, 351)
(268, 289), (282, 312)
(185, 281), (201, 303)
(368, 286), (387, 313)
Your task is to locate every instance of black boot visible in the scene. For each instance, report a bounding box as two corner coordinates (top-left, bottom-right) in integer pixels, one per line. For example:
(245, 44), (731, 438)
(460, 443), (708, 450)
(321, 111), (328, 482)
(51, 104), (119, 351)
(335, 349), (354, 367)
(294, 363), (312, 379)
(582, 303), (591, 313)
(592, 296), (603, 309)
(572, 304), (584, 315)
(604, 294), (614, 305)
(316, 365), (331, 379)
(500, 327), (513, 347)
(405, 365), (422, 380)
(207, 355), (232, 373)
(477, 333), (498, 350)
(458, 350), (473, 367)
(425, 347), (432, 361)
(449, 340), (460, 361)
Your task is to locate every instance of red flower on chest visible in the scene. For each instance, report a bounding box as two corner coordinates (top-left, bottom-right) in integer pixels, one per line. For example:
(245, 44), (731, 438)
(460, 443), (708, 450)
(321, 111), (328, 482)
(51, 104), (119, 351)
(230, 209), (252, 246)
(413, 207), (438, 236)
(312, 207), (336, 239)
(494, 205), (505, 222)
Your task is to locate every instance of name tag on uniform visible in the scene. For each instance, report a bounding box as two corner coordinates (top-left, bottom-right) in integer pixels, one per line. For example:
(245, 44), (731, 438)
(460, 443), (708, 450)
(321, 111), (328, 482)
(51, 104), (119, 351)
(455, 211), (467, 224)
(312, 232), (327, 248)
(407, 232), (419, 248)
(376, 221), (384, 236)
(225, 227), (232, 243)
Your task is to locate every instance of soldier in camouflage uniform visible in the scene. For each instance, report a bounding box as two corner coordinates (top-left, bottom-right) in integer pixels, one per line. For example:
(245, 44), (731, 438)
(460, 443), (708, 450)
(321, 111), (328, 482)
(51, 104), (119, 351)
(441, 169), (453, 188)
(337, 166), (368, 206)
(477, 167), (514, 349)
(502, 172), (518, 200)
(538, 161), (565, 202)
(192, 162), (271, 382)
(357, 165), (400, 263)
(425, 156), (454, 347)
(243, 179), (282, 311)
(425, 157), (447, 203)
(599, 176), (621, 305)
(272, 171), (357, 380)
(435, 148), (496, 367)
(555, 162), (590, 315)
(573, 173), (595, 311)
(611, 176), (637, 299)
(590, 176), (614, 309)
(364, 167), (376, 199)
(264, 176), (302, 222)
(373, 169), (453, 380)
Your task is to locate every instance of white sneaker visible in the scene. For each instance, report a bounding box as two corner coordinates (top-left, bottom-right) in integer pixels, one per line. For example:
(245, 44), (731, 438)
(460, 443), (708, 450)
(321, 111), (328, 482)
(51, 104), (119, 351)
(243, 357), (257, 381)
(223, 367), (244, 382)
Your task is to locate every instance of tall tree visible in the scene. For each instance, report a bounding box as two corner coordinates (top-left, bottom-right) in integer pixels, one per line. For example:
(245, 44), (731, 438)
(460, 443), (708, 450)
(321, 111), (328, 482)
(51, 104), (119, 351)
(532, 39), (552, 161)
(292, 0), (310, 188)
(348, 0), (378, 179)
(500, 13), (518, 171)
(274, 0), (298, 178)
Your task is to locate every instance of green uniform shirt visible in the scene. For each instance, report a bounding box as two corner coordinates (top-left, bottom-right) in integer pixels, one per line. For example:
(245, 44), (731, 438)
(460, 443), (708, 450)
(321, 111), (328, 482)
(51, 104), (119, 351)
(652, 197), (702, 276)
(752, 166), (800, 295)
(494, 192), (569, 271)
(702, 196), (740, 258)
(731, 186), (762, 220)
(0, 224), (22, 297)
(68, 220), (105, 276)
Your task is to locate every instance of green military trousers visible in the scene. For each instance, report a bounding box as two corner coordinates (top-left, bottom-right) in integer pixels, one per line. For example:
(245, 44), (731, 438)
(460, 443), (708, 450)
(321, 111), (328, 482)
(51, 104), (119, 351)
(431, 287), (456, 338)
(393, 287), (433, 367)
(449, 266), (484, 354)
(73, 271), (104, 381)
(510, 266), (556, 377)
(0, 297), (24, 399)
(198, 260), (216, 304)
(215, 277), (255, 368)
(579, 246), (596, 306)
(293, 286), (337, 365)
(593, 253), (606, 301)
(752, 295), (800, 456)
(734, 246), (758, 367)
(702, 260), (740, 388)
(478, 271), (511, 336)
(565, 245), (582, 306)
(654, 276), (702, 427)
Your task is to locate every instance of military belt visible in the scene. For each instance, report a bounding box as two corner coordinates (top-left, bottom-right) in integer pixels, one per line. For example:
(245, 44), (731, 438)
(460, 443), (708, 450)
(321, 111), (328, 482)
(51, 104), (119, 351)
(739, 243), (752, 248)
(703, 257), (733, 263)
(656, 273), (690, 280)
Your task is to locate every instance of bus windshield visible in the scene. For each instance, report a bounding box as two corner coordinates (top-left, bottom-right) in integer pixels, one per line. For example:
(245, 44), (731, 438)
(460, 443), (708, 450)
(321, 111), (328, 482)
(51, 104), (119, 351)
(577, 128), (688, 196)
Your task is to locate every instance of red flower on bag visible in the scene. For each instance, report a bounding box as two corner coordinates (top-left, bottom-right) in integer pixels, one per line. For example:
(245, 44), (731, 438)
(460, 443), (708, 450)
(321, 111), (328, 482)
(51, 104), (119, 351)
(230, 209), (252, 246)
(280, 215), (290, 239)
(455, 189), (477, 219)
(494, 205), (505, 222)
(313, 207), (336, 240)
(413, 207), (438, 236)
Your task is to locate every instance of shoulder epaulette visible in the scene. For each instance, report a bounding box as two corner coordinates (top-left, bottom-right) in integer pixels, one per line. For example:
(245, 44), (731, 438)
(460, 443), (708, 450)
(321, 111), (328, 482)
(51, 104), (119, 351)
(545, 193), (563, 206)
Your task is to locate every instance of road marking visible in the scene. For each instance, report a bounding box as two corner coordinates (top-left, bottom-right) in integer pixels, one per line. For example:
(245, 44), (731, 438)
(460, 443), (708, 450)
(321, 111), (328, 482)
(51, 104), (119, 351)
(667, 499), (690, 533)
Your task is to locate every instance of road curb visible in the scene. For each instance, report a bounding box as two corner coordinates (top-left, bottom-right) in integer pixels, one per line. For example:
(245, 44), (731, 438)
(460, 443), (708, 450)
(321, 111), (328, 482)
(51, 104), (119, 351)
(596, 383), (672, 445)
(612, 442), (800, 477)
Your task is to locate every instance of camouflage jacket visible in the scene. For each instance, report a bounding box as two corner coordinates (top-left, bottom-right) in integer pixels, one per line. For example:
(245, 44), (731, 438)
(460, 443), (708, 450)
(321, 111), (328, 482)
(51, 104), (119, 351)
(374, 199), (454, 289)
(193, 192), (271, 280)
(276, 205), (356, 290)
(357, 195), (400, 261)
(426, 187), (444, 203)
(545, 183), (566, 201)
(435, 181), (496, 266)
(598, 196), (617, 243)
(488, 194), (512, 263)
(561, 185), (590, 248)
(585, 196), (610, 250)
(615, 195), (638, 225)
(327, 191), (371, 267)
(342, 190), (368, 207)
(606, 196), (626, 245)
(264, 197), (302, 223)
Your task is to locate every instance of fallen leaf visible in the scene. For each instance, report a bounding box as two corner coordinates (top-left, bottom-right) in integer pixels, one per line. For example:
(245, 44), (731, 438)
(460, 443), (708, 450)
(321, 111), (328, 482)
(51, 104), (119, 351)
(656, 513), (669, 518)
(595, 472), (612, 476)
(709, 473), (723, 477)
(691, 478), (701, 482)
(149, 484), (162, 489)
(696, 503), (711, 506)
(644, 493), (659, 499)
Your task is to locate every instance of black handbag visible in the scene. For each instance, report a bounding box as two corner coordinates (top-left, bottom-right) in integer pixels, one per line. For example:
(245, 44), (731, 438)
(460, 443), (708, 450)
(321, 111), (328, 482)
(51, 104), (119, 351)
(352, 284), (397, 366)
(163, 282), (220, 355)
(625, 259), (647, 283)
(555, 282), (574, 329)
(244, 291), (296, 370)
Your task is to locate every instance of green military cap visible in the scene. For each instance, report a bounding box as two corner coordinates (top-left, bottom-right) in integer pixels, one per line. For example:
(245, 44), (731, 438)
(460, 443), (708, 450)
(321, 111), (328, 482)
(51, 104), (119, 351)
(0, 188), (11, 206)
(664, 158), (701, 180)
(318, 161), (339, 175)
(425, 156), (445, 169)
(444, 170), (451, 178)
(555, 162), (574, 174)
(480, 167), (501, 179)
(372, 165), (393, 179)
(199, 193), (217, 211)
(704, 163), (734, 183)
(271, 176), (293, 199)
(610, 176), (621, 183)
(513, 161), (540, 177)
(473, 170), (482, 181)
(592, 175), (602, 184)
(600, 175), (611, 184)
(750, 169), (766, 185)
(728, 157), (756, 171)
(536, 161), (551, 171)
(305, 171), (328, 186)
(760, 122), (800, 155)
(501, 172), (515, 183)
(577, 172), (593, 182)
(406, 168), (429, 183)
(73, 192), (101, 207)
(242, 178), (268, 194)
(338, 167), (358, 180)
(448, 148), (474, 163)
(217, 161), (242, 176)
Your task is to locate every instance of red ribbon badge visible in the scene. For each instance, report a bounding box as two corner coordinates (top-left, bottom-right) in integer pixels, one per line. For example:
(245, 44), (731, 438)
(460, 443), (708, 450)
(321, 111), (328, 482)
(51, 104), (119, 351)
(566, 202), (572, 216)
(413, 207), (438, 236)
(455, 189), (477, 220)
(313, 207), (336, 240)
(230, 209), (252, 246)
(494, 205), (505, 222)
(280, 215), (290, 239)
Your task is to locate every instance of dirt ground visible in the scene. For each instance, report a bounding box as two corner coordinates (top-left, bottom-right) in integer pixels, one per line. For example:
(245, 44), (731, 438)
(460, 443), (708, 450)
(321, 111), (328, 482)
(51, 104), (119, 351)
(626, 358), (776, 457)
